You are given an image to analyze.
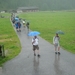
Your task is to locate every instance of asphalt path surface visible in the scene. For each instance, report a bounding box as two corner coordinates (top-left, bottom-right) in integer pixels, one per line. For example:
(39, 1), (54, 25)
(1, 24), (75, 75)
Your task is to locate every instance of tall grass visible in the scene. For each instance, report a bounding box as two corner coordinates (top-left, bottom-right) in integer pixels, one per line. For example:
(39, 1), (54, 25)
(19, 11), (75, 53)
(0, 13), (21, 66)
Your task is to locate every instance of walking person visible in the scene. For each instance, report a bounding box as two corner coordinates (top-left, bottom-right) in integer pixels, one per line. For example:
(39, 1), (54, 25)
(26, 22), (30, 30)
(53, 33), (60, 54)
(15, 21), (21, 32)
(17, 22), (21, 32)
(15, 22), (18, 31)
(32, 36), (40, 57)
(22, 19), (26, 27)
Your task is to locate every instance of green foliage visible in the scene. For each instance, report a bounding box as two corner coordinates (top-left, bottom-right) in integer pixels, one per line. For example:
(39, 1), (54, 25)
(19, 11), (75, 53)
(0, 13), (21, 66)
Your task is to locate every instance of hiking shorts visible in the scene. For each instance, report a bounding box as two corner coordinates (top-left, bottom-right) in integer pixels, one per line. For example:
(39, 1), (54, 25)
(33, 45), (39, 51)
(54, 43), (60, 47)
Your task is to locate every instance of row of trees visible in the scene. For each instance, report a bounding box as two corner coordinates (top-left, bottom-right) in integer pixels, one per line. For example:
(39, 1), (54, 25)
(0, 0), (75, 11)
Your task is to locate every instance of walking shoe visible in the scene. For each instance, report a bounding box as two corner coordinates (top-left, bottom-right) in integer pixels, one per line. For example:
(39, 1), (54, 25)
(58, 52), (60, 54)
(19, 30), (21, 32)
(34, 53), (36, 56)
(55, 52), (57, 54)
(37, 54), (40, 57)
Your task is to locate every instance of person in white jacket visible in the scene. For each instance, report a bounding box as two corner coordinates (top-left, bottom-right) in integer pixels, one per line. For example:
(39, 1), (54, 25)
(22, 19), (26, 27)
(53, 33), (60, 54)
(32, 36), (40, 57)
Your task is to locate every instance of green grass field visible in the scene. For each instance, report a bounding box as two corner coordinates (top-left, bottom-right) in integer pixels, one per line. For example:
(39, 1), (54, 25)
(0, 13), (10, 18)
(19, 11), (75, 54)
(0, 13), (21, 66)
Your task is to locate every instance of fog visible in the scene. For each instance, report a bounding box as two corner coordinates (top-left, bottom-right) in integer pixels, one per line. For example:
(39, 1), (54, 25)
(0, 0), (75, 11)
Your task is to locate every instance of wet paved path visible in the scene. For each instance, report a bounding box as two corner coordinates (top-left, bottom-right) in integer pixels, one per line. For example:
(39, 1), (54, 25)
(1, 25), (75, 75)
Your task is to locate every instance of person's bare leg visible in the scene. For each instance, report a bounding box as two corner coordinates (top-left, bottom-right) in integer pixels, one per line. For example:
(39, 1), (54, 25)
(34, 50), (36, 56)
(37, 50), (39, 54)
(37, 50), (40, 57)
(55, 45), (57, 54)
(58, 46), (60, 54)
(58, 46), (60, 51)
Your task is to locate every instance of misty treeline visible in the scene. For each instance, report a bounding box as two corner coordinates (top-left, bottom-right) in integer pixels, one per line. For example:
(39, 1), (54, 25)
(0, 0), (75, 11)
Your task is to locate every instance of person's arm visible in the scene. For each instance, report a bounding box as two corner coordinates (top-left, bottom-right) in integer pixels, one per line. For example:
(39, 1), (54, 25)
(53, 37), (55, 44)
(32, 38), (35, 45)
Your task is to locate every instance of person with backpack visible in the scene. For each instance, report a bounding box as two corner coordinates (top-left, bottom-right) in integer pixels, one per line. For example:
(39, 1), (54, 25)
(53, 33), (60, 54)
(22, 19), (26, 27)
(15, 22), (18, 31)
(26, 22), (30, 29)
(17, 22), (21, 32)
(32, 36), (40, 57)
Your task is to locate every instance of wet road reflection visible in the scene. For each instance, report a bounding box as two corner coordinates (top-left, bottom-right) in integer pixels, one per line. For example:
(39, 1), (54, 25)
(33, 56), (40, 75)
(54, 54), (63, 75)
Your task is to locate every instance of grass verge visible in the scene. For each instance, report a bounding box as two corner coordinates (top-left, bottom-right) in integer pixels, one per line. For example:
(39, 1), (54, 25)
(19, 11), (75, 54)
(0, 13), (21, 66)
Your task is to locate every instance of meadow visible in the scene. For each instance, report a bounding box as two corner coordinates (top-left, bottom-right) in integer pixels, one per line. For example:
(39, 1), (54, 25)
(19, 11), (75, 54)
(0, 13), (21, 66)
